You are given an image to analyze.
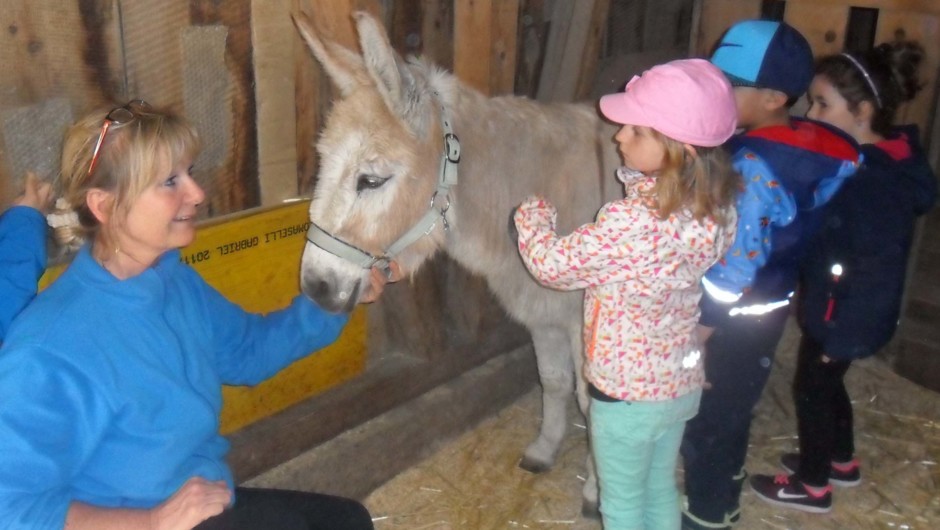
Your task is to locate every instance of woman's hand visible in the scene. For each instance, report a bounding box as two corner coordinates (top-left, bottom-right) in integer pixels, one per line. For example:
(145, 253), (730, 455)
(359, 261), (403, 304)
(14, 172), (53, 214)
(149, 477), (232, 530)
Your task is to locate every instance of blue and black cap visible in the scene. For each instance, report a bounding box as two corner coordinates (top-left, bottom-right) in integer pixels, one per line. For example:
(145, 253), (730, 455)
(710, 20), (814, 98)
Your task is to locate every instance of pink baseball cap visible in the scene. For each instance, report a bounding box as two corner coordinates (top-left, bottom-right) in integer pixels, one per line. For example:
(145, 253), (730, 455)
(599, 58), (737, 147)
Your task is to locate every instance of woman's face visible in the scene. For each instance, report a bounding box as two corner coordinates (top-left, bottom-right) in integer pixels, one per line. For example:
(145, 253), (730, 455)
(614, 124), (665, 175)
(805, 75), (858, 137)
(112, 157), (205, 265)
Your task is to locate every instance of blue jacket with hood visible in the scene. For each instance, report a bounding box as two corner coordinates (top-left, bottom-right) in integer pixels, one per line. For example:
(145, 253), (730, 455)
(799, 126), (937, 360)
(701, 118), (861, 327)
(0, 205), (47, 340)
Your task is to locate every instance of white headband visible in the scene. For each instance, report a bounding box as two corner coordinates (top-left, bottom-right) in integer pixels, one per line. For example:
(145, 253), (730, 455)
(840, 53), (883, 109)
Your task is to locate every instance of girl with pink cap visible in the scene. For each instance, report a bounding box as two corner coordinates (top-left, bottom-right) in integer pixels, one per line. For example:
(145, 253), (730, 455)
(512, 58), (739, 528)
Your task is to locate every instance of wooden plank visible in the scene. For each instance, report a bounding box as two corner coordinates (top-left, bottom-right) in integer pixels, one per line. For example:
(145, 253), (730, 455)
(121, 1), (188, 107)
(785, 4), (850, 58)
(490, 0), (520, 94)
(229, 319), (530, 481)
(785, 0), (940, 16)
(0, 0), (122, 204)
(535, 0), (573, 101)
(873, 10), (940, 134)
(421, 0), (454, 70)
(454, 0), (493, 94)
(693, 0), (761, 56)
(0, 0), (122, 107)
(454, 0), (520, 95)
(189, 0), (260, 215)
(252, 0), (300, 205)
(515, 0), (549, 98)
(536, 0), (594, 102)
(389, 0), (454, 69)
(242, 344), (538, 498)
(574, 0), (611, 101)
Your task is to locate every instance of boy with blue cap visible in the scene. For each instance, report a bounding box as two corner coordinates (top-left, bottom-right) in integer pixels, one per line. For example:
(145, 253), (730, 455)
(680, 20), (861, 530)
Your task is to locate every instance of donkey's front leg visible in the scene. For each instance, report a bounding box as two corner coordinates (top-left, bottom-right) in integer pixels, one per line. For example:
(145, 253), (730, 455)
(520, 326), (574, 473)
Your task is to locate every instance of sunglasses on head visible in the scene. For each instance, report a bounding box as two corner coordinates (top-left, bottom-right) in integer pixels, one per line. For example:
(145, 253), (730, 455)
(86, 99), (151, 179)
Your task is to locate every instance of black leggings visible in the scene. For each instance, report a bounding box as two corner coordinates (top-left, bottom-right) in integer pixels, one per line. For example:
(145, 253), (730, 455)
(194, 487), (375, 530)
(793, 333), (854, 487)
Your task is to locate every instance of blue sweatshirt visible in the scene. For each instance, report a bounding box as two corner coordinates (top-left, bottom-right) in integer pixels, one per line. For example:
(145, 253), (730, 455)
(701, 118), (860, 326)
(0, 206), (47, 340)
(0, 246), (348, 528)
(800, 126), (937, 360)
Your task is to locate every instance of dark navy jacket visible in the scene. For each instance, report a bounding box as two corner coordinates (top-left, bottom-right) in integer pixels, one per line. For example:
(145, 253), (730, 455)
(701, 118), (860, 327)
(799, 126), (937, 360)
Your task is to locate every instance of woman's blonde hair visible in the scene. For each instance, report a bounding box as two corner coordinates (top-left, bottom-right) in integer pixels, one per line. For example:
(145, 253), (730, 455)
(646, 128), (739, 225)
(51, 101), (200, 250)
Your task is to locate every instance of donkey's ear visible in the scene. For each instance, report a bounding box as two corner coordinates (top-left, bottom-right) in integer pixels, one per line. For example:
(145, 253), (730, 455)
(353, 12), (406, 111)
(292, 10), (367, 97)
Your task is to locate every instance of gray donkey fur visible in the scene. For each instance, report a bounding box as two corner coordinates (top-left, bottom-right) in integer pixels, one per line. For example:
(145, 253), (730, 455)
(293, 10), (621, 514)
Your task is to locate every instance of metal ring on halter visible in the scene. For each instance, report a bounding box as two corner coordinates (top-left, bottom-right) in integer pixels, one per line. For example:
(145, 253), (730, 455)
(371, 256), (393, 279)
(429, 190), (451, 213)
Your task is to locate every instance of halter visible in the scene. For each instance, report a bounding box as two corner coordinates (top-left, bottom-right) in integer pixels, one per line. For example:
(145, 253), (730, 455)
(305, 100), (460, 278)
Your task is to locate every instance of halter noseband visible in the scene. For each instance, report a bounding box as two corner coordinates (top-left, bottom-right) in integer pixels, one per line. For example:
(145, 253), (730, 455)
(305, 100), (460, 278)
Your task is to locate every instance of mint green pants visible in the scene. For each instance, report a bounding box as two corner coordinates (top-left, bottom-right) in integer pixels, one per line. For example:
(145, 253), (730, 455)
(590, 390), (702, 530)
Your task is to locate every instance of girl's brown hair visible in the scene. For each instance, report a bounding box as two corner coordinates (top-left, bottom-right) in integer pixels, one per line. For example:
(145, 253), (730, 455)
(646, 128), (739, 225)
(815, 41), (924, 136)
(52, 101), (200, 250)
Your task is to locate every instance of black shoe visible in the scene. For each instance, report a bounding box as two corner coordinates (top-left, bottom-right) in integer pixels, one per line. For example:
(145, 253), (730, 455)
(780, 452), (861, 487)
(749, 473), (832, 513)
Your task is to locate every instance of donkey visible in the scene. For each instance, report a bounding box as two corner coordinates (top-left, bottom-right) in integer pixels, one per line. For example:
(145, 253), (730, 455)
(293, 10), (621, 514)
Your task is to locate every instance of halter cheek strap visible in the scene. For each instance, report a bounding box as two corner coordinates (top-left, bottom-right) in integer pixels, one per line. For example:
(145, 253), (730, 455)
(305, 96), (460, 278)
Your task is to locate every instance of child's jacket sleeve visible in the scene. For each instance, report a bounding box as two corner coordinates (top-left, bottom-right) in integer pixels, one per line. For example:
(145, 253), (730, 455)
(0, 206), (47, 340)
(513, 195), (671, 291)
(702, 151), (795, 305)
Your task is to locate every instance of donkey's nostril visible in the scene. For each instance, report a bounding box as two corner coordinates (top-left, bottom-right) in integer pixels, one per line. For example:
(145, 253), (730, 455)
(313, 280), (331, 300)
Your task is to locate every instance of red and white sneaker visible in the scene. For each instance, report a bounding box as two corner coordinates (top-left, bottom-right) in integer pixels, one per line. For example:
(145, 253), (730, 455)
(780, 453), (862, 487)
(749, 473), (832, 513)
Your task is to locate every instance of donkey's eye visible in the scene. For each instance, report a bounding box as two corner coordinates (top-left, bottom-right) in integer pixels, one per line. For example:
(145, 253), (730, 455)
(356, 174), (391, 192)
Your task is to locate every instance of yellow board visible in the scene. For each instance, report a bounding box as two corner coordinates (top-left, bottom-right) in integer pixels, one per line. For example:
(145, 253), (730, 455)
(39, 200), (367, 435)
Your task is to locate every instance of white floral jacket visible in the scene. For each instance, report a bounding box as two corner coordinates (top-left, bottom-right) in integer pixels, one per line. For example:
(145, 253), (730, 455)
(514, 175), (736, 401)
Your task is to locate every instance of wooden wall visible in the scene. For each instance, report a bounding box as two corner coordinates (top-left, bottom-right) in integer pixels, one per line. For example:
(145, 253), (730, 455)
(0, 0), (259, 217)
